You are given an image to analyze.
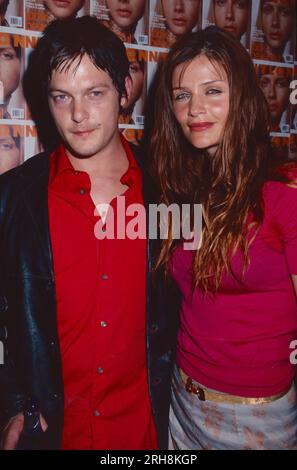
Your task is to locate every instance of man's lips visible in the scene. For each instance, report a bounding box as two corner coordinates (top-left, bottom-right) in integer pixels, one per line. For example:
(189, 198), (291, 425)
(72, 129), (95, 137)
(116, 9), (132, 18)
(189, 122), (214, 131)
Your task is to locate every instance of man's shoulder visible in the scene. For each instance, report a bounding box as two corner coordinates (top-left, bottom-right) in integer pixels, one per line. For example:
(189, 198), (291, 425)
(0, 151), (50, 190)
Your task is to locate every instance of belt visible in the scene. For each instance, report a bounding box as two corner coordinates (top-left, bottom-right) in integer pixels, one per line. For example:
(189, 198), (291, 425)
(179, 368), (290, 405)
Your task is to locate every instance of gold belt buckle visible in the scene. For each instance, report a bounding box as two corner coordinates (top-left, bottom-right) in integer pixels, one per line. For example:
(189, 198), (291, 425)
(186, 377), (206, 401)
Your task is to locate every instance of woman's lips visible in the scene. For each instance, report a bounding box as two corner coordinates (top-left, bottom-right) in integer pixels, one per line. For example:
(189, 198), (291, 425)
(116, 9), (132, 18)
(172, 17), (187, 26)
(53, 0), (71, 6)
(189, 122), (214, 131)
(269, 33), (281, 41)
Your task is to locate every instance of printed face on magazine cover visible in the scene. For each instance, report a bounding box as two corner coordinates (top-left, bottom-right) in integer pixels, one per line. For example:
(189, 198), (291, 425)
(161, 0), (200, 36)
(213, 0), (250, 40)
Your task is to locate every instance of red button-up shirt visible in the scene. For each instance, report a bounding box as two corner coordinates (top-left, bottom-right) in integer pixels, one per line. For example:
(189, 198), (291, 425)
(48, 136), (157, 450)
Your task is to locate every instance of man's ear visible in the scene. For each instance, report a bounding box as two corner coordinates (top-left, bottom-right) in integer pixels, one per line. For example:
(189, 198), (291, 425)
(120, 75), (132, 109)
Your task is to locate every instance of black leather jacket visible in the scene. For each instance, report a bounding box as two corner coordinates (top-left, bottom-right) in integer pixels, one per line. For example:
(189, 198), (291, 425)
(0, 149), (180, 449)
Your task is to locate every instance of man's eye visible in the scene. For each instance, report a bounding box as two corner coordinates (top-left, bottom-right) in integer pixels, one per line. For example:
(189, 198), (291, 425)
(90, 91), (103, 97)
(52, 95), (69, 103)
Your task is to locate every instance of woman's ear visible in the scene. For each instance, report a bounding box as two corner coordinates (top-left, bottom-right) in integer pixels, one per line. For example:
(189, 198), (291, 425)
(120, 75), (133, 109)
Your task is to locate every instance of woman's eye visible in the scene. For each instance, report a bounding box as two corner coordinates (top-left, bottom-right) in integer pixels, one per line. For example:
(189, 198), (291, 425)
(206, 88), (222, 95)
(0, 51), (14, 60)
(174, 92), (190, 101)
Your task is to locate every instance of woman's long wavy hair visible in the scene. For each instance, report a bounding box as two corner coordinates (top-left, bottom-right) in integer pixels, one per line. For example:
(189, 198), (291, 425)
(150, 26), (290, 293)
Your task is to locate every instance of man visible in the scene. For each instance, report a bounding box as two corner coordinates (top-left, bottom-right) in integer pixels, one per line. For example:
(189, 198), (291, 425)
(0, 16), (179, 450)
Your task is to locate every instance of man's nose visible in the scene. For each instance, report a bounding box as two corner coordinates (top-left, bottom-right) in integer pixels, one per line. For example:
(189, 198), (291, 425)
(71, 97), (89, 123)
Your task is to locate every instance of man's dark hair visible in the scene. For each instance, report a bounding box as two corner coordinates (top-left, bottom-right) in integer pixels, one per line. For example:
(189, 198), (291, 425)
(23, 15), (130, 150)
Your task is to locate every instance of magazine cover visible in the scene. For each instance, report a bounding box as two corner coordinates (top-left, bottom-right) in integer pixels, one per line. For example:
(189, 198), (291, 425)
(120, 126), (144, 146)
(119, 45), (147, 126)
(255, 62), (292, 133)
(149, 0), (202, 49)
(0, 0), (24, 28)
(25, 0), (90, 32)
(289, 130), (297, 159)
(0, 31), (26, 120)
(24, 122), (42, 160)
(270, 132), (290, 159)
(91, 0), (149, 45)
(290, 61), (297, 130)
(250, 0), (295, 64)
(201, 0), (251, 50)
(0, 122), (24, 174)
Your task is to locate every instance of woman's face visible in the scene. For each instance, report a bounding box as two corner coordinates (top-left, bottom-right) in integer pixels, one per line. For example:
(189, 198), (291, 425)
(172, 55), (229, 156)
(261, 0), (294, 54)
(126, 60), (144, 108)
(213, 0), (250, 40)
(0, 45), (21, 102)
(161, 0), (200, 36)
(258, 71), (290, 124)
(106, 0), (145, 30)
(0, 133), (21, 174)
(43, 0), (85, 19)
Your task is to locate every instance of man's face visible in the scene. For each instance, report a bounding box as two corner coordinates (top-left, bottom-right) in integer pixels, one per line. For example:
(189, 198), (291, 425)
(48, 54), (128, 160)
(261, 0), (293, 54)
(213, 0), (249, 40)
(0, 45), (21, 102)
(258, 71), (290, 124)
(0, 132), (21, 174)
(161, 0), (200, 36)
(106, 0), (145, 30)
(43, 0), (85, 19)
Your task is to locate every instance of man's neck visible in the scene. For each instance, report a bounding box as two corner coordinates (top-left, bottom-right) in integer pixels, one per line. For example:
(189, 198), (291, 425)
(65, 132), (128, 178)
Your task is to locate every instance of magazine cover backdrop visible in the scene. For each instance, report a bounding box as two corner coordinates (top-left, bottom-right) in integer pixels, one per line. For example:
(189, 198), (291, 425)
(0, 0), (296, 173)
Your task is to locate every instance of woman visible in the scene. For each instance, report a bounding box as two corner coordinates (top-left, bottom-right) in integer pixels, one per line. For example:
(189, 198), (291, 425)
(150, 26), (297, 450)
(252, 0), (295, 62)
(151, 0), (200, 48)
(101, 0), (146, 44)
(211, 0), (250, 42)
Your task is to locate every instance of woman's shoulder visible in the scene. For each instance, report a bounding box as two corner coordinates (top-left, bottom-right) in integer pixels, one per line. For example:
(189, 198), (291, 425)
(263, 162), (297, 195)
(262, 162), (297, 220)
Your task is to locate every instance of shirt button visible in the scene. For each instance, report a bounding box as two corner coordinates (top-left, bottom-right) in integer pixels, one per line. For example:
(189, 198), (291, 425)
(101, 274), (108, 280)
(93, 410), (100, 417)
(97, 367), (104, 374)
(100, 321), (107, 328)
(74, 171), (79, 175)
(79, 188), (86, 195)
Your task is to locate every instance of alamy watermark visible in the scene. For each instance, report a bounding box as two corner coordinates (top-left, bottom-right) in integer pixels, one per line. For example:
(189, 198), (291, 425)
(93, 197), (203, 251)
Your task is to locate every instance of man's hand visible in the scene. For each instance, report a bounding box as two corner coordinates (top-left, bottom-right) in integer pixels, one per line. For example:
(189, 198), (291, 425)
(1, 413), (48, 450)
